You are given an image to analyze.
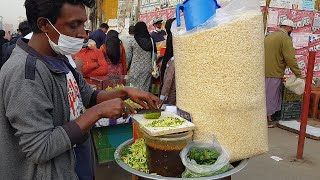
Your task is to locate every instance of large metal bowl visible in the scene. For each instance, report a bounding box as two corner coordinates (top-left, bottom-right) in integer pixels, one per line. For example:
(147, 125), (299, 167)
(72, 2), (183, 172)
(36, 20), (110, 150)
(114, 139), (248, 180)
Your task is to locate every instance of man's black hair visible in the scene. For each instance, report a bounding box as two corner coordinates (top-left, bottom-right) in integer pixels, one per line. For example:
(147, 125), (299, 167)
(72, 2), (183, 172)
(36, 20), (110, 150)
(25, 0), (95, 33)
(18, 20), (32, 37)
(100, 23), (109, 29)
(0, 30), (5, 37)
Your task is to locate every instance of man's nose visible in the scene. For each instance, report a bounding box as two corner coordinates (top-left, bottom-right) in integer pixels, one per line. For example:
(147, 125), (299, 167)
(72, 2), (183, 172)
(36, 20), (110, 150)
(77, 27), (87, 41)
(77, 33), (88, 42)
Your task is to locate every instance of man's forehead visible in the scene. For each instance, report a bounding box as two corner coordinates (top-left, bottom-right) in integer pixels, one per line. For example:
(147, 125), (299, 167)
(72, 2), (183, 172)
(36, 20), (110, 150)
(59, 3), (87, 22)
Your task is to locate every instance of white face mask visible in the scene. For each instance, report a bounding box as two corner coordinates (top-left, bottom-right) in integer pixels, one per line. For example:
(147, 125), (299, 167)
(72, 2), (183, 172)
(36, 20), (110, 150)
(45, 19), (84, 55)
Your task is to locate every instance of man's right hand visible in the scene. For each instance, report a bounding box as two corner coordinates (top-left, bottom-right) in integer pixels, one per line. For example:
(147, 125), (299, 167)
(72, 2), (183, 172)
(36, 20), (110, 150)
(75, 98), (136, 134)
(96, 98), (136, 119)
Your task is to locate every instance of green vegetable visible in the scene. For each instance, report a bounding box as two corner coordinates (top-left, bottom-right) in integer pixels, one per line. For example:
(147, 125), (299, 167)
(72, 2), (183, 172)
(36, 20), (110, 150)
(121, 139), (149, 173)
(182, 147), (233, 178)
(120, 145), (131, 157)
(182, 164), (233, 178)
(105, 85), (125, 90)
(124, 99), (141, 109)
(145, 117), (185, 127)
(189, 147), (220, 165)
(144, 111), (161, 119)
(105, 86), (141, 109)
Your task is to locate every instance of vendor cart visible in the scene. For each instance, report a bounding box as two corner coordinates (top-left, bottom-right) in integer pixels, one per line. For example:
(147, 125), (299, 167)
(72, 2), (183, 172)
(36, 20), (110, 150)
(114, 139), (248, 180)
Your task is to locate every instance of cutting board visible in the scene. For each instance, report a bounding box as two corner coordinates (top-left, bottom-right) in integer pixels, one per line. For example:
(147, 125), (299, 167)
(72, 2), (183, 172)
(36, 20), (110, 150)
(132, 111), (195, 137)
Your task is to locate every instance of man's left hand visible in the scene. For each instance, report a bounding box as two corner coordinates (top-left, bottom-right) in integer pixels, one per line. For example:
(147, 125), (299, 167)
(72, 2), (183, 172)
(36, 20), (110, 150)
(124, 87), (160, 109)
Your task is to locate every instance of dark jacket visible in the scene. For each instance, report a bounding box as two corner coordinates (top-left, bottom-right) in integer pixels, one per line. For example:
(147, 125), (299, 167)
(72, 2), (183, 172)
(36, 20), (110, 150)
(1, 36), (20, 69)
(89, 29), (106, 48)
(0, 37), (9, 68)
(150, 30), (166, 43)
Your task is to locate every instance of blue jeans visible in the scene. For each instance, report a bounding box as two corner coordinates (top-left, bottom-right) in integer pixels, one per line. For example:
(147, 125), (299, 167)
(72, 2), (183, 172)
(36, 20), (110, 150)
(75, 137), (94, 180)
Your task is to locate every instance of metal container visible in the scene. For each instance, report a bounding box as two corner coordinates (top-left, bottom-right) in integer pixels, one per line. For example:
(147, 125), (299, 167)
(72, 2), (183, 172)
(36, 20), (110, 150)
(144, 131), (193, 177)
(115, 139), (248, 180)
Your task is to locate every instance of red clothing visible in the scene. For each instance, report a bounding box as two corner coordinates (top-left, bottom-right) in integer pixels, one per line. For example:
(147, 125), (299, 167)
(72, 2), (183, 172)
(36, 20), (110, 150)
(73, 48), (108, 77)
(100, 44), (127, 76)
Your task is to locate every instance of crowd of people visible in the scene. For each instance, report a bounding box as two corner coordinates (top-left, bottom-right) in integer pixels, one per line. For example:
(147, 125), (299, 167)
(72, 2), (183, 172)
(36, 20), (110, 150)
(0, 18), (177, 107)
(0, 0), (306, 179)
(69, 18), (176, 102)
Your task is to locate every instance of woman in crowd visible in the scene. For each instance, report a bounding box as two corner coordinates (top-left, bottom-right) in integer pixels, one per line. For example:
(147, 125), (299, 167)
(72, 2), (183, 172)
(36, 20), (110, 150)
(100, 30), (127, 76)
(72, 40), (108, 78)
(161, 18), (175, 83)
(126, 22), (156, 91)
(160, 18), (176, 105)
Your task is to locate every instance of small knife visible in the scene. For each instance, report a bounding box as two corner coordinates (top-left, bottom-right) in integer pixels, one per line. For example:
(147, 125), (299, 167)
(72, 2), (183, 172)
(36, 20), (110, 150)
(135, 95), (167, 114)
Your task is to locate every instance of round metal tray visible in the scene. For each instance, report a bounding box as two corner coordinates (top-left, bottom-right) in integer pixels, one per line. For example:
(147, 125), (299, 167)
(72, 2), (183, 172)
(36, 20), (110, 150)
(114, 139), (248, 180)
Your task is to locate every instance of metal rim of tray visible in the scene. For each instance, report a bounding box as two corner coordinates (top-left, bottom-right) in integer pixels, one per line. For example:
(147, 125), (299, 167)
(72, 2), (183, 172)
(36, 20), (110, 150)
(114, 139), (249, 180)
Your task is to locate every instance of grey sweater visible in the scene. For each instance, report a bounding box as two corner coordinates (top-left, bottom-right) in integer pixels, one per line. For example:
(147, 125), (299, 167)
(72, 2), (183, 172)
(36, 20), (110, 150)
(0, 39), (98, 180)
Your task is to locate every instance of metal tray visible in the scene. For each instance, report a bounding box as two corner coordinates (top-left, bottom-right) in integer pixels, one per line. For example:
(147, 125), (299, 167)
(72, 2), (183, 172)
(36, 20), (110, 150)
(114, 139), (248, 180)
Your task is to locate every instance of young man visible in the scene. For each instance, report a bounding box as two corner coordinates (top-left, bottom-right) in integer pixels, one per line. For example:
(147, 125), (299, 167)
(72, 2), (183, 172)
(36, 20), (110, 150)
(265, 19), (303, 127)
(0, 1), (159, 180)
(89, 23), (109, 48)
(150, 17), (167, 44)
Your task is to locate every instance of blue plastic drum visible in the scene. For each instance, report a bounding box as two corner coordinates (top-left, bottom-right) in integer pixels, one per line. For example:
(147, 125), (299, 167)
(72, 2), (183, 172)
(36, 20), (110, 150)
(176, 0), (220, 31)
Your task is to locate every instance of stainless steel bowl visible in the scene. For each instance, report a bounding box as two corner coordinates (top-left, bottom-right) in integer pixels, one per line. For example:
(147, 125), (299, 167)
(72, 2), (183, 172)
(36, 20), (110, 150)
(114, 139), (248, 180)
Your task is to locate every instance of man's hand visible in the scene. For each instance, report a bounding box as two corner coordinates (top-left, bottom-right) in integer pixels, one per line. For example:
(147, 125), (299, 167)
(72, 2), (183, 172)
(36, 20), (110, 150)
(96, 98), (136, 119)
(123, 87), (160, 109)
(76, 98), (136, 133)
(76, 87), (159, 134)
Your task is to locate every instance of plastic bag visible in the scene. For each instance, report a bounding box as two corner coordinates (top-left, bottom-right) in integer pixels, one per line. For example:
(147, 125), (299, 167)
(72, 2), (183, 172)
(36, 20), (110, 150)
(151, 61), (160, 78)
(284, 76), (305, 95)
(172, 0), (260, 36)
(180, 142), (233, 178)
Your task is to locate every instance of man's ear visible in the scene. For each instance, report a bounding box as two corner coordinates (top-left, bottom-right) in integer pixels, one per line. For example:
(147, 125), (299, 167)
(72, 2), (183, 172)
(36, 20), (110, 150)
(37, 17), (50, 33)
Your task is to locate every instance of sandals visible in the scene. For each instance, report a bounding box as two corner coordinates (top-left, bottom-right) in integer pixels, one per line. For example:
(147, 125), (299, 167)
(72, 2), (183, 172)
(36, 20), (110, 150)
(268, 124), (275, 128)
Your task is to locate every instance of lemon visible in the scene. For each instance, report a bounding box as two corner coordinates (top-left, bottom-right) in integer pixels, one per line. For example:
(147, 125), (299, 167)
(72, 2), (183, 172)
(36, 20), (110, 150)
(144, 111), (161, 119)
